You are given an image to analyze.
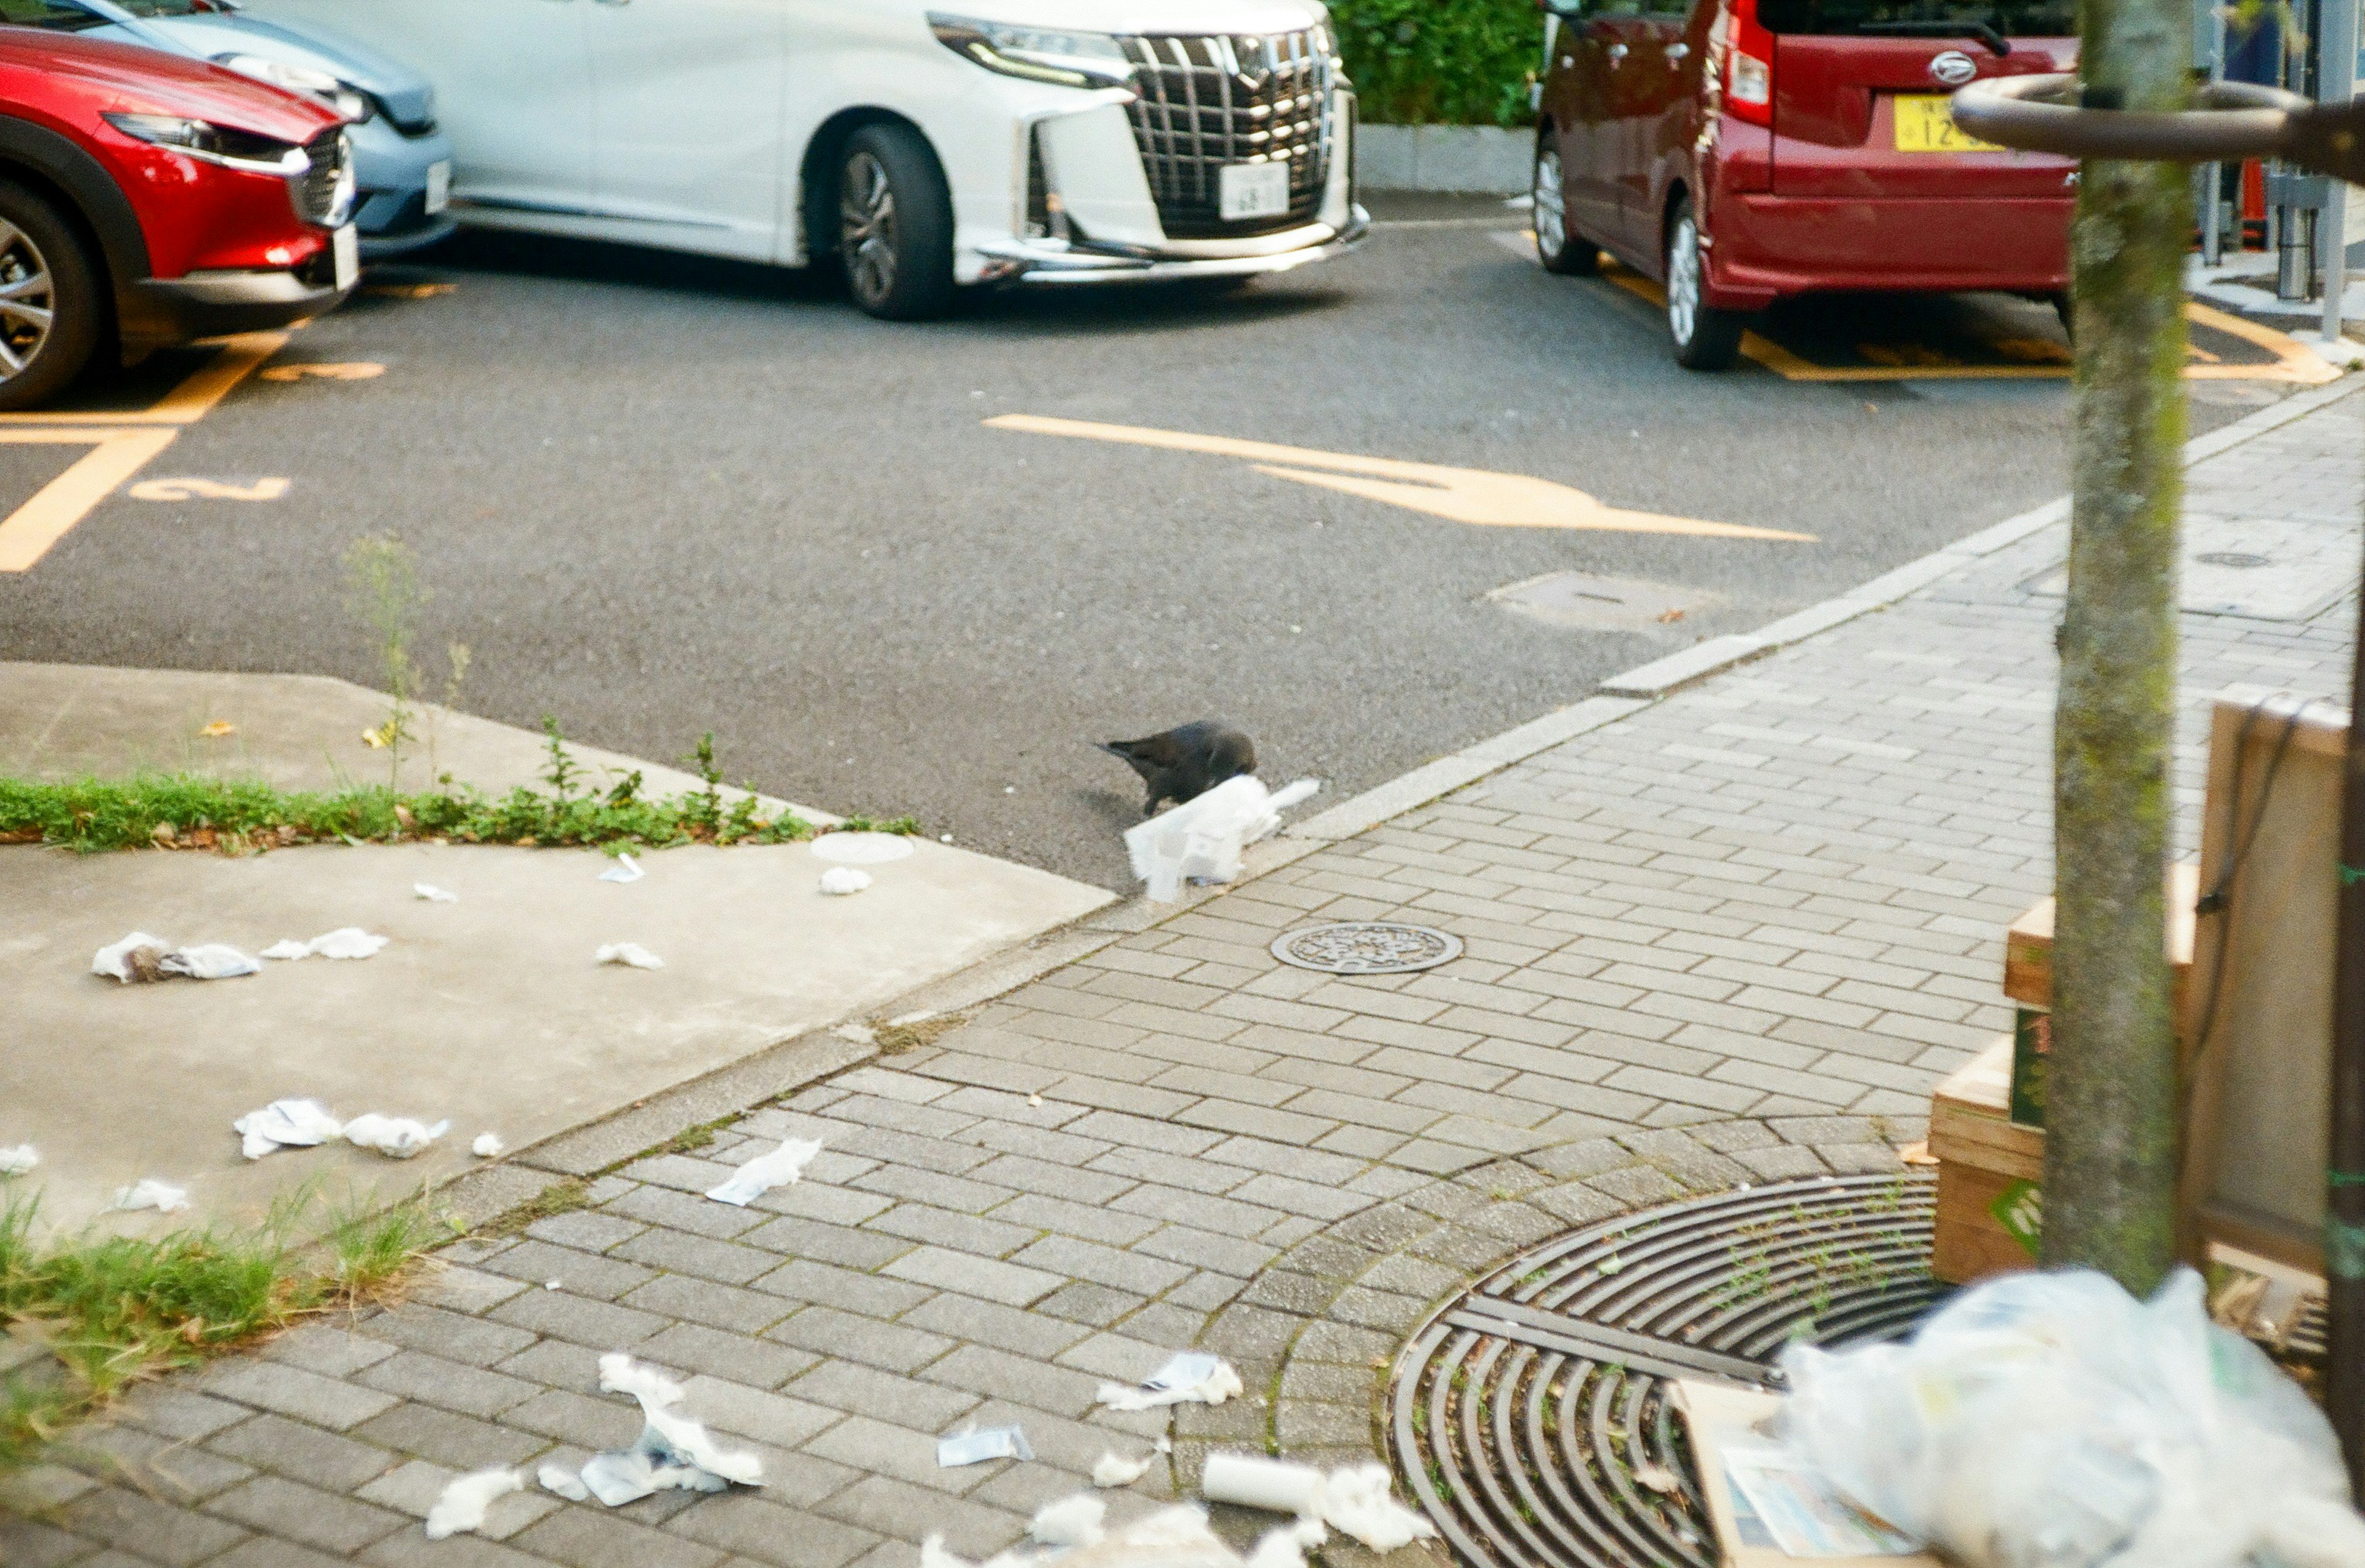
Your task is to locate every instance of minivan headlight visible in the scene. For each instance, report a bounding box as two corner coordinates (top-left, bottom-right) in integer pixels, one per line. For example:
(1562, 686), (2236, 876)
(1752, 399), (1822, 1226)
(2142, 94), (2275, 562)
(214, 52), (375, 123)
(928, 14), (1131, 87)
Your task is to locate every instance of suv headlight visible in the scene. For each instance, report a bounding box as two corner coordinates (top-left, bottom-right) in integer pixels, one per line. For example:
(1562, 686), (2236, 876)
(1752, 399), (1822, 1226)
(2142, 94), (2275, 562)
(213, 52), (375, 123)
(101, 111), (307, 174)
(928, 13), (1131, 87)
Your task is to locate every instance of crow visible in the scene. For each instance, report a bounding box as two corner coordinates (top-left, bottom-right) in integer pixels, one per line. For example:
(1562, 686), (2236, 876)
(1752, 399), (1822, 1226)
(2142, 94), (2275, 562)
(1097, 721), (1256, 817)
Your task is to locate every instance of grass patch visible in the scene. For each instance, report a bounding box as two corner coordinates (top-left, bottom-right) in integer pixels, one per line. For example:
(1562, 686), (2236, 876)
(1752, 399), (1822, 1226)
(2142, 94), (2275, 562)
(871, 1012), (969, 1055)
(476, 1178), (589, 1239)
(0, 1189), (440, 1471)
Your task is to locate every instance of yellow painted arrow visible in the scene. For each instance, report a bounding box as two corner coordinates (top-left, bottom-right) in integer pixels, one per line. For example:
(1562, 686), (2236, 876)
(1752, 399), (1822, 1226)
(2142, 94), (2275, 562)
(986, 413), (1816, 541)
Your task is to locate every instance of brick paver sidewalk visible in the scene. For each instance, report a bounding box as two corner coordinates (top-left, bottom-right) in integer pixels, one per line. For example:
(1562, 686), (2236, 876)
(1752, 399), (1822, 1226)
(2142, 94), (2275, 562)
(6, 383), (2359, 1568)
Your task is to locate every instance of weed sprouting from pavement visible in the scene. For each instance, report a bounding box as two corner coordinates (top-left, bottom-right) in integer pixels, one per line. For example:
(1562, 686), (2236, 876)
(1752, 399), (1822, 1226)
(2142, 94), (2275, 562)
(541, 715), (588, 799)
(344, 533), (427, 790)
(478, 1179), (589, 1239)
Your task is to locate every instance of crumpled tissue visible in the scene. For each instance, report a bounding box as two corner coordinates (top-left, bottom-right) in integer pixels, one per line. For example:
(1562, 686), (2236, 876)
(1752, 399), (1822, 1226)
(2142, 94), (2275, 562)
(233, 1098), (343, 1160)
(342, 1113), (449, 1159)
(0, 1146), (39, 1177)
(819, 867), (872, 895)
(425, 1466), (521, 1540)
(1200, 1455), (1439, 1554)
(261, 928), (389, 961)
(536, 1353), (764, 1507)
(706, 1137), (823, 1206)
(596, 942), (664, 971)
(925, 1496), (1327, 1568)
(472, 1133), (504, 1158)
(1095, 1351), (1244, 1412)
(1124, 777), (1320, 901)
(1091, 1450), (1156, 1487)
(113, 1178), (188, 1213)
(92, 932), (258, 982)
(414, 883), (459, 903)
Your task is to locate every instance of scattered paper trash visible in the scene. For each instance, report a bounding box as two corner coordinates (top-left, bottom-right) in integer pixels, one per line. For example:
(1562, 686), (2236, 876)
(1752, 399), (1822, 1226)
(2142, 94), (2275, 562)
(545, 1280), (562, 1291)
(926, 1500), (1321, 1568)
(1093, 1450), (1156, 1487)
(92, 931), (170, 982)
(472, 1133), (504, 1158)
(425, 1466), (522, 1540)
(414, 883), (459, 903)
(1774, 1265), (2365, 1568)
(0, 1146), (37, 1177)
(158, 944), (260, 980)
(1033, 1496), (1109, 1548)
(342, 1113), (450, 1160)
(819, 866), (872, 896)
(812, 832), (915, 865)
(233, 1099), (343, 1160)
(939, 1426), (1034, 1467)
(599, 853), (644, 884)
(113, 1178), (188, 1214)
(533, 1352), (764, 1507)
(596, 942), (664, 971)
(1200, 1455), (1438, 1554)
(261, 928), (390, 961)
(93, 932), (257, 982)
(1096, 1351), (1244, 1411)
(706, 1137), (822, 1206)
(1124, 777), (1320, 901)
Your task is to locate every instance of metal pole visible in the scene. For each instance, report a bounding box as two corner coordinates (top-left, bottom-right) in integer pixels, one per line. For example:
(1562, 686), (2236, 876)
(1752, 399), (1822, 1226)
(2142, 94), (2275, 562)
(2205, 2), (2228, 265)
(2335, 543), (2365, 1498)
(2321, 0), (2356, 339)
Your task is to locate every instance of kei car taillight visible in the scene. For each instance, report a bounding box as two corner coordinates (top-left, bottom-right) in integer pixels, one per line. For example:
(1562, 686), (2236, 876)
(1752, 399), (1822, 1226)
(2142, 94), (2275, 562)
(1724, 0), (1774, 126)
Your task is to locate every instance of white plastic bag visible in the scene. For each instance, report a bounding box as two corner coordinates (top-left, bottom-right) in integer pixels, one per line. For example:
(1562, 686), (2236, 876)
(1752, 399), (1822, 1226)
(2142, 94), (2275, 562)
(1123, 777), (1319, 901)
(1780, 1266), (2365, 1568)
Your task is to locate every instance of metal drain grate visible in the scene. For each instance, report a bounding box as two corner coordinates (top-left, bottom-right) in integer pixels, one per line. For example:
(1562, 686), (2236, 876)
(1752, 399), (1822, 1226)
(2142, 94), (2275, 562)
(1272, 923), (1464, 974)
(1389, 1173), (1947, 1568)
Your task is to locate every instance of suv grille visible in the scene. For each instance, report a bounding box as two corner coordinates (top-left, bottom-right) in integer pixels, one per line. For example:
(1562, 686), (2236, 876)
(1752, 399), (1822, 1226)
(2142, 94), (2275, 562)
(1119, 30), (1338, 240)
(296, 128), (352, 227)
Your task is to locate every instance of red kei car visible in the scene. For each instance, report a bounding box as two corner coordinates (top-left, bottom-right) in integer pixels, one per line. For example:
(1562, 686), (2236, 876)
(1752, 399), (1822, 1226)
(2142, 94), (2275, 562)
(0, 22), (354, 410)
(1533, 0), (2079, 368)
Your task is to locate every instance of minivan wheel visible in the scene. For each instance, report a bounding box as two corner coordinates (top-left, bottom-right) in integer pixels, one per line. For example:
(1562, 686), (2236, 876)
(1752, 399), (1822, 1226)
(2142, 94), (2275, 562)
(1664, 196), (1744, 371)
(1533, 143), (1596, 276)
(838, 123), (955, 321)
(0, 182), (100, 413)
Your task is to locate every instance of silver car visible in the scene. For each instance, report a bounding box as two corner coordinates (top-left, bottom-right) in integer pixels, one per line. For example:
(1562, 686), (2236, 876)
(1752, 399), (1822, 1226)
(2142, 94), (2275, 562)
(47, 0), (455, 258)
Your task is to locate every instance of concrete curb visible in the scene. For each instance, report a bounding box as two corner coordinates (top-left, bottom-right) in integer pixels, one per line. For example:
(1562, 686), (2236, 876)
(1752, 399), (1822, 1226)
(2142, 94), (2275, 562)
(1284, 368), (2365, 845)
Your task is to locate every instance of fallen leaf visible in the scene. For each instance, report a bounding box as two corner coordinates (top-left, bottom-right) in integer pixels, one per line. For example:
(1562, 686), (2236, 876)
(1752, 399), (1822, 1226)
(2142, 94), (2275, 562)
(200, 721), (236, 738)
(1656, 608), (1686, 624)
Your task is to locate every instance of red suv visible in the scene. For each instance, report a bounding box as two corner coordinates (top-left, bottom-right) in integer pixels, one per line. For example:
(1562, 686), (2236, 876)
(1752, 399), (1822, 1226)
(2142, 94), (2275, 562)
(1532, 0), (2078, 368)
(0, 20), (354, 410)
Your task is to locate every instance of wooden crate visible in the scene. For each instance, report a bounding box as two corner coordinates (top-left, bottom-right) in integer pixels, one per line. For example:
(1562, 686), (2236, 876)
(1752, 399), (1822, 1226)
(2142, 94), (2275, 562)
(2001, 861), (2201, 1011)
(1930, 1037), (2044, 1285)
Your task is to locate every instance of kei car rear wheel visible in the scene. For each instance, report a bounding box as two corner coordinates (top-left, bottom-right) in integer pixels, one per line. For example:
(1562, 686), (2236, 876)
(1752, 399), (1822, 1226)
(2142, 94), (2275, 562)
(838, 124), (955, 321)
(1533, 142), (1597, 276)
(0, 183), (100, 413)
(1664, 196), (1744, 371)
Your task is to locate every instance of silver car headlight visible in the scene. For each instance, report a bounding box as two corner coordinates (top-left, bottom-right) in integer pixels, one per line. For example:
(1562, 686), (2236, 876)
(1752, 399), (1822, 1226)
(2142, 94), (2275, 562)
(927, 13), (1131, 88)
(213, 52), (374, 123)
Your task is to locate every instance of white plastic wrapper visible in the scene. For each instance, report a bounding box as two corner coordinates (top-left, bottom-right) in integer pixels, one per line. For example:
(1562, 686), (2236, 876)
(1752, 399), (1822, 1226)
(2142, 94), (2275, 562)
(939, 1426), (1033, 1466)
(596, 942), (664, 971)
(425, 1467), (520, 1540)
(536, 1463), (590, 1501)
(927, 1500), (1322, 1568)
(232, 1098), (343, 1160)
(1199, 1456), (1438, 1553)
(0, 1145), (39, 1177)
(342, 1113), (450, 1159)
(414, 883), (459, 903)
(1123, 777), (1319, 901)
(538, 1353), (763, 1506)
(92, 931), (171, 980)
(599, 853), (644, 884)
(113, 1178), (188, 1213)
(706, 1137), (822, 1206)
(819, 866), (872, 895)
(158, 944), (260, 980)
(261, 928), (389, 961)
(1781, 1266), (2365, 1568)
(1096, 1352), (1245, 1411)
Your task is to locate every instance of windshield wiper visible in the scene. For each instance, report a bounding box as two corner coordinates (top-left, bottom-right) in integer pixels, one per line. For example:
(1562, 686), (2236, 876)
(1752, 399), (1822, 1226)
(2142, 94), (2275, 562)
(1856, 17), (2012, 55)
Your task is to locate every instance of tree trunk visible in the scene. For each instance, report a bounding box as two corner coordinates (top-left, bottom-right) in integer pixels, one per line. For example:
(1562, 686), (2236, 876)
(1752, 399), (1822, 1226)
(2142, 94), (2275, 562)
(2043, 0), (2189, 1293)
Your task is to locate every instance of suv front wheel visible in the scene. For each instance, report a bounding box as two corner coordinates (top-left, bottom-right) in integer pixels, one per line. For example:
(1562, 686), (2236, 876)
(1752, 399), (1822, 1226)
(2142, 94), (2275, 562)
(0, 182), (100, 411)
(1532, 140), (1596, 276)
(838, 123), (955, 321)
(1664, 195), (1744, 371)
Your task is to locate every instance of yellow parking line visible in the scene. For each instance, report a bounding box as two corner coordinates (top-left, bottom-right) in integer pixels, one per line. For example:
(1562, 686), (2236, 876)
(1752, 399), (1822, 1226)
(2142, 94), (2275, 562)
(986, 413), (1817, 541)
(0, 429), (180, 572)
(2181, 302), (2341, 383)
(0, 331), (289, 426)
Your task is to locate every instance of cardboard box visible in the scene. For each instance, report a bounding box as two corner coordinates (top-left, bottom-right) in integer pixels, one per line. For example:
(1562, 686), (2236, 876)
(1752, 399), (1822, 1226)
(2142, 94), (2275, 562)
(1929, 1037), (2043, 1285)
(1675, 1380), (1941, 1568)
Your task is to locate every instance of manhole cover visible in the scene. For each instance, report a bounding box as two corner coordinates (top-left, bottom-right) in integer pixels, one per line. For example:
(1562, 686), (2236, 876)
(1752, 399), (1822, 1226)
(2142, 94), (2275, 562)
(1488, 572), (1721, 633)
(2194, 551), (2270, 568)
(1271, 922), (1463, 974)
(1389, 1174), (1947, 1568)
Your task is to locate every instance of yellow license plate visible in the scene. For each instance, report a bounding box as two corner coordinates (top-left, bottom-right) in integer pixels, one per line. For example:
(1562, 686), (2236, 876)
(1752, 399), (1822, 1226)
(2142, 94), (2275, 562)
(1893, 94), (2005, 152)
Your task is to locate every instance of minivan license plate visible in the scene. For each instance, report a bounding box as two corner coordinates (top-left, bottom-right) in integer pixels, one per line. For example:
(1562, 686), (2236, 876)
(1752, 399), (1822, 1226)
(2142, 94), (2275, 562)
(1219, 162), (1292, 221)
(1893, 94), (2005, 152)
(331, 224), (358, 291)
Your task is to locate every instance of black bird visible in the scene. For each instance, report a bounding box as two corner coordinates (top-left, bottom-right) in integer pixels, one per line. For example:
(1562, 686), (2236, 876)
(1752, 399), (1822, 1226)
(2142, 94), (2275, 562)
(1097, 721), (1256, 817)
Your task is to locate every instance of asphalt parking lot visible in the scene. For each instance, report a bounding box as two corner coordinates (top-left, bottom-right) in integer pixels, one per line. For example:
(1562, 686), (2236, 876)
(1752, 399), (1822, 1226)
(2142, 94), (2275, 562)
(0, 195), (2320, 888)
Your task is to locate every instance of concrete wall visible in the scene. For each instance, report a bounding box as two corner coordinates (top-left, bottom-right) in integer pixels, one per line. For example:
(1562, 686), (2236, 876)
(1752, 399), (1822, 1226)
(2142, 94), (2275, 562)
(1356, 124), (1530, 194)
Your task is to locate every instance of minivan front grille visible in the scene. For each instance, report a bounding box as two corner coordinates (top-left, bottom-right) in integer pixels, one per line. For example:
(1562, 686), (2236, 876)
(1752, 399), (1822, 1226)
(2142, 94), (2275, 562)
(296, 128), (352, 227)
(1119, 30), (1337, 239)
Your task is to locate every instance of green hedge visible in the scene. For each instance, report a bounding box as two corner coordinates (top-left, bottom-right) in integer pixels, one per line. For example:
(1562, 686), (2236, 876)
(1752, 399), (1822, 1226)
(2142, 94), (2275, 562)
(1333, 0), (1543, 127)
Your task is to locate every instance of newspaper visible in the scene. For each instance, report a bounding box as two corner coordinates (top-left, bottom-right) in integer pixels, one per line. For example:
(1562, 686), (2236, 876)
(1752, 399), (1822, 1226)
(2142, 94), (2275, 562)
(1718, 1433), (1922, 1558)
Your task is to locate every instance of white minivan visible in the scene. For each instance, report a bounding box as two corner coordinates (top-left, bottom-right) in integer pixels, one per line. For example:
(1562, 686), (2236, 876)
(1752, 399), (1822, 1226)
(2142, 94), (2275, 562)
(241, 0), (1367, 317)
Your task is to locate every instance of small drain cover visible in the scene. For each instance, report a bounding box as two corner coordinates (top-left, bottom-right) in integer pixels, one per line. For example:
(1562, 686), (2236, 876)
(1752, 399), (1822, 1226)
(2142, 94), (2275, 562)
(2024, 514), (2353, 621)
(1271, 922), (1463, 974)
(1390, 1174), (1947, 1568)
(1489, 572), (1720, 633)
